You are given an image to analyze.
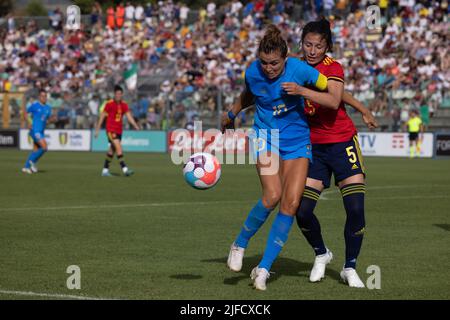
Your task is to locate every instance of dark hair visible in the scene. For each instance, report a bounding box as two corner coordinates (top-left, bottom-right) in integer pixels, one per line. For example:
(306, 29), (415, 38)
(301, 19), (333, 52)
(258, 24), (288, 58)
(39, 89), (46, 94)
(114, 85), (123, 93)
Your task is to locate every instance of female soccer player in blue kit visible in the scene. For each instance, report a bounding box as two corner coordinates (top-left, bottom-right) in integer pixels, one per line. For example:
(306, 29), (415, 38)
(222, 24), (329, 291)
(22, 89), (55, 174)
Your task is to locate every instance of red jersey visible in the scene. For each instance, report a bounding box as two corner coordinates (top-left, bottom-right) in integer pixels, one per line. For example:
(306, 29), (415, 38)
(304, 56), (357, 144)
(104, 100), (129, 134)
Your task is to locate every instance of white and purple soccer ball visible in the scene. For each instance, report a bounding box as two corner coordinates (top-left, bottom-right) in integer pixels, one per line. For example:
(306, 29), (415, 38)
(183, 152), (221, 190)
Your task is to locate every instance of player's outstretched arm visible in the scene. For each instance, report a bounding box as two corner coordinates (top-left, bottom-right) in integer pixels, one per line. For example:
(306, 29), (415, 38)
(95, 112), (107, 138)
(24, 112), (32, 129)
(281, 79), (343, 110)
(126, 111), (140, 130)
(48, 109), (58, 124)
(221, 88), (254, 132)
(343, 91), (378, 130)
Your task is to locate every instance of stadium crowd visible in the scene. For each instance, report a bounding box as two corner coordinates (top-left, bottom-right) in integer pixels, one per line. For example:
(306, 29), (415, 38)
(0, 0), (448, 130)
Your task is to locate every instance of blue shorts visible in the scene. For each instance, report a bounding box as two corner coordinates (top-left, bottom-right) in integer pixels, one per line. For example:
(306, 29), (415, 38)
(308, 135), (365, 188)
(29, 130), (45, 145)
(248, 127), (312, 161)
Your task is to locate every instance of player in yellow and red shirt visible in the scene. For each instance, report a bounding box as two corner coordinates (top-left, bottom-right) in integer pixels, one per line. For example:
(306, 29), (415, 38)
(281, 19), (378, 288)
(95, 85), (140, 176)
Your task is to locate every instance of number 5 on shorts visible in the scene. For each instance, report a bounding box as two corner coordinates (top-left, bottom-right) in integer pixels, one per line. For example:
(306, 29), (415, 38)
(346, 146), (357, 163)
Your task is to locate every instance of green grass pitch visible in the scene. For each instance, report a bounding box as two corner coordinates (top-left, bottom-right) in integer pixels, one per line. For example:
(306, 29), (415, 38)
(0, 150), (449, 299)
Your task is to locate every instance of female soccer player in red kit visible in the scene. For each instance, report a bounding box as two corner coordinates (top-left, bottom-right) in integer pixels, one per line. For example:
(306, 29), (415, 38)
(95, 85), (140, 176)
(282, 19), (378, 288)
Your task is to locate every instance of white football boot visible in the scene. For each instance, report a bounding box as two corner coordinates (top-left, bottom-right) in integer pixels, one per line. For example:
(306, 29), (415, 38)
(22, 167), (33, 174)
(29, 161), (38, 173)
(227, 243), (245, 272)
(340, 267), (365, 288)
(101, 168), (112, 177)
(309, 249), (333, 282)
(250, 267), (270, 291)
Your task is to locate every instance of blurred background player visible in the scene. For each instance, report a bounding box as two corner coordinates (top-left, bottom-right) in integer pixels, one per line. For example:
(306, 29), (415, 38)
(95, 85), (140, 176)
(22, 89), (56, 174)
(286, 19), (377, 288)
(405, 109), (424, 158)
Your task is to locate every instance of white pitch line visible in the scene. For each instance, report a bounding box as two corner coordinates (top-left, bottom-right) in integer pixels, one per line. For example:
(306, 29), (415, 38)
(1, 185), (448, 212)
(0, 200), (250, 212)
(0, 289), (116, 300)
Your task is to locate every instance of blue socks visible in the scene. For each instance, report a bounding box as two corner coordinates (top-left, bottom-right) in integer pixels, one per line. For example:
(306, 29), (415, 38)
(25, 148), (46, 168)
(259, 212), (294, 271)
(296, 186), (327, 256)
(235, 199), (272, 249)
(341, 183), (366, 269)
(235, 202), (294, 272)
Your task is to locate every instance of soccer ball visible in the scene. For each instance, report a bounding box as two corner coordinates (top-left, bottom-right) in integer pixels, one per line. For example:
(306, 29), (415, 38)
(183, 152), (221, 190)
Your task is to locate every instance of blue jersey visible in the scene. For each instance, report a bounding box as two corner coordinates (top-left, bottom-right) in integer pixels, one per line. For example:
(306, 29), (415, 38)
(27, 101), (52, 133)
(245, 57), (325, 150)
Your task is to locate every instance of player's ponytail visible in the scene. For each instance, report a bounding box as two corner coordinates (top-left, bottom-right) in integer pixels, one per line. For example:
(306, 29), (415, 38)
(301, 18), (333, 52)
(258, 24), (288, 58)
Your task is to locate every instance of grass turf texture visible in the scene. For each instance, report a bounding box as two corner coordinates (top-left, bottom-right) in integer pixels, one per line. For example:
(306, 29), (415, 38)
(0, 150), (449, 299)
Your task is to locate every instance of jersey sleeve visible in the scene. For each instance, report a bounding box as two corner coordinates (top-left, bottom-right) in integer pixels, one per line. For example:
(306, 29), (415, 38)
(104, 102), (112, 114)
(294, 61), (327, 91)
(244, 67), (254, 96)
(327, 61), (345, 83)
(27, 103), (35, 114)
(123, 103), (129, 113)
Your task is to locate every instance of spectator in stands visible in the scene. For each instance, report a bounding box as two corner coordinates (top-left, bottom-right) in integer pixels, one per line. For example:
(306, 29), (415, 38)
(55, 105), (70, 129)
(125, 2), (135, 22)
(106, 5), (115, 29)
(88, 95), (100, 128)
(49, 8), (63, 31)
(418, 95), (430, 132)
(90, 2), (102, 27)
(147, 106), (160, 129)
(116, 3), (126, 29)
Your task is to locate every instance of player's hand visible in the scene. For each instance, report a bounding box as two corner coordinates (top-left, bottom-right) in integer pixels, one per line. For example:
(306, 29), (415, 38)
(94, 130), (99, 138)
(281, 82), (304, 96)
(221, 111), (234, 133)
(362, 111), (378, 130)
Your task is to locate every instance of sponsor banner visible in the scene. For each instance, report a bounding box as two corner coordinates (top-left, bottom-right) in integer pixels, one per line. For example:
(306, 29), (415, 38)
(92, 130), (166, 152)
(168, 129), (248, 154)
(168, 130), (433, 158)
(435, 133), (450, 156)
(357, 132), (434, 158)
(0, 130), (18, 148)
(19, 129), (91, 151)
